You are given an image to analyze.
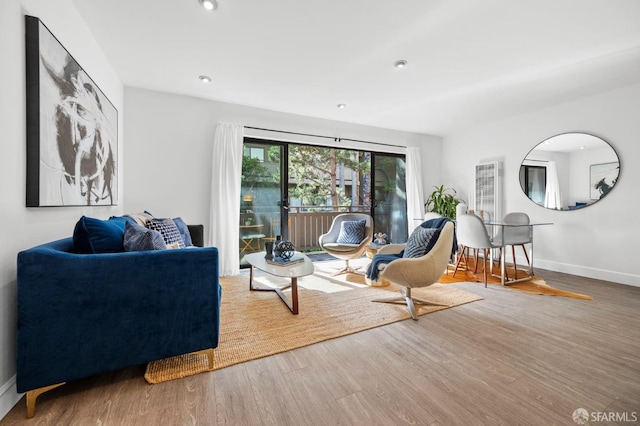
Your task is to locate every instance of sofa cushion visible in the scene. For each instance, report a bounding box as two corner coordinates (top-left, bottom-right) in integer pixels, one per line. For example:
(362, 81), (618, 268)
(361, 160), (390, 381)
(73, 216), (132, 254)
(146, 218), (186, 248)
(172, 217), (193, 247)
(336, 220), (366, 245)
(123, 221), (166, 251)
(403, 227), (438, 258)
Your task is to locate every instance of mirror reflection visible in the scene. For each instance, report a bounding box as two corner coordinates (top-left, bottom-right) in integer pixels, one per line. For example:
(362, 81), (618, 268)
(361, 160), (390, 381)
(519, 133), (620, 210)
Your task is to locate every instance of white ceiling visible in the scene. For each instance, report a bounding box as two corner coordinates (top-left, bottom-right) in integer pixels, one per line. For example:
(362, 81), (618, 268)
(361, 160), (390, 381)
(72, 0), (640, 137)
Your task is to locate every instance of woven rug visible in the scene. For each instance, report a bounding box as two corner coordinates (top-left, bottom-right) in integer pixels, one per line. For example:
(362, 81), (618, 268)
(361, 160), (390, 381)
(145, 351), (212, 384)
(314, 257), (592, 300)
(144, 271), (482, 383)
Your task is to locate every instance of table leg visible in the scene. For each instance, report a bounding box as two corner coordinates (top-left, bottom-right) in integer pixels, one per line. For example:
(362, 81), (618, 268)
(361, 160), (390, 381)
(249, 272), (299, 315)
(290, 277), (299, 314)
(529, 237), (534, 276)
(501, 245), (506, 286)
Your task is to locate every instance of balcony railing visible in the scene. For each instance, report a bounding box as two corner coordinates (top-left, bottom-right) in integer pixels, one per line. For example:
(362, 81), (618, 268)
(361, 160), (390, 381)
(240, 205), (369, 256)
(289, 205), (368, 251)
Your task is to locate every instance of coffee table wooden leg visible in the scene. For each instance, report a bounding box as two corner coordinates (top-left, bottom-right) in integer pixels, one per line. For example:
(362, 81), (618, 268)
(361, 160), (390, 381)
(248, 272), (299, 315)
(290, 277), (298, 314)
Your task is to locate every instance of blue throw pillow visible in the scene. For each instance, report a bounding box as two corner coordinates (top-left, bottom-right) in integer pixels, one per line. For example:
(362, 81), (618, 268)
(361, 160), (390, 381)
(336, 220), (366, 245)
(73, 216), (131, 254)
(123, 221), (166, 251)
(172, 217), (193, 247)
(403, 227), (438, 258)
(146, 218), (186, 248)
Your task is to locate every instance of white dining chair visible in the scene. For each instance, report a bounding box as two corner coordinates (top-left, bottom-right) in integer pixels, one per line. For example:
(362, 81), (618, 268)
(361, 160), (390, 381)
(453, 213), (501, 287)
(492, 212), (532, 279)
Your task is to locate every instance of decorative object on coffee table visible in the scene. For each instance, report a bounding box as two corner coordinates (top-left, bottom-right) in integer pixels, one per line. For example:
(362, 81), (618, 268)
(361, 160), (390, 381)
(273, 240), (295, 260)
(264, 241), (274, 260)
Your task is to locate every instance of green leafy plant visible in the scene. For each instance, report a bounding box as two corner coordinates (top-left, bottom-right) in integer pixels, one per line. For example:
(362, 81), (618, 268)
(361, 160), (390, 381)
(424, 185), (460, 219)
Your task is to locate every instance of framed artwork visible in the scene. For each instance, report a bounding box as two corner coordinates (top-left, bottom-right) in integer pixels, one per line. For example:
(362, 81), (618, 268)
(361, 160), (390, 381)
(590, 162), (619, 200)
(25, 16), (118, 207)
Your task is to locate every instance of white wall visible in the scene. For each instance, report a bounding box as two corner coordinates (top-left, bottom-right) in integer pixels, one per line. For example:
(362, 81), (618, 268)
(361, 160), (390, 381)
(124, 87), (442, 230)
(441, 83), (640, 287)
(0, 0), (124, 418)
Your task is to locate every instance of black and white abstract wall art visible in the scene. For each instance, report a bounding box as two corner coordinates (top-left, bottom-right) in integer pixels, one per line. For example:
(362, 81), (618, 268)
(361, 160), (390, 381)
(26, 15), (118, 207)
(590, 161), (619, 200)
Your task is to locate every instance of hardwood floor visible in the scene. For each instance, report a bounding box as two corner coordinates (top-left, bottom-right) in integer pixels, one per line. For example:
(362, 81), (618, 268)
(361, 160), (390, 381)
(3, 270), (639, 425)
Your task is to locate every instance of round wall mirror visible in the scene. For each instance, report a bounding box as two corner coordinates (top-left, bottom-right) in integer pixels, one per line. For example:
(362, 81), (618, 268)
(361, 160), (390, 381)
(519, 133), (620, 210)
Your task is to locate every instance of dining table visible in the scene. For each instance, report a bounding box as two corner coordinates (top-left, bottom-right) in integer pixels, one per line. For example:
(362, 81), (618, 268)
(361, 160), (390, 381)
(484, 220), (553, 286)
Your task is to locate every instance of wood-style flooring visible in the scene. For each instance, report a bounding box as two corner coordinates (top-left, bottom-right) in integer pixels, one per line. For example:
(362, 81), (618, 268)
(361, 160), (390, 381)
(2, 269), (639, 425)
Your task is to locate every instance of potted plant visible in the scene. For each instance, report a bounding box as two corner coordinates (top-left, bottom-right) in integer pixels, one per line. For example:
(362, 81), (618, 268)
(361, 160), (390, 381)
(424, 185), (460, 219)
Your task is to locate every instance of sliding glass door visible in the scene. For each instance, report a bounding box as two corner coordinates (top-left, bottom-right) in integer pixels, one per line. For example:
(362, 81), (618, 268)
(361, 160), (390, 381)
(286, 145), (371, 251)
(239, 138), (406, 263)
(239, 139), (287, 265)
(371, 153), (408, 244)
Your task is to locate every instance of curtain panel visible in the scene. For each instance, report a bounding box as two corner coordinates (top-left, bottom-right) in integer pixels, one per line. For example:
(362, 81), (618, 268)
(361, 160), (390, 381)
(406, 147), (425, 233)
(209, 123), (244, 276)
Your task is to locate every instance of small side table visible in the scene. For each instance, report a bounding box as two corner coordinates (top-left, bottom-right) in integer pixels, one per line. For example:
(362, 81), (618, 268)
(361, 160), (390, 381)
(365, 243), (388, 259)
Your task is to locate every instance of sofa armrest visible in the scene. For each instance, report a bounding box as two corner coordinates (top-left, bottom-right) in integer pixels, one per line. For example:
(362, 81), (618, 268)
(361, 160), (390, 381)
(188, 224), (204, 247)
(17, 243), (220, 393)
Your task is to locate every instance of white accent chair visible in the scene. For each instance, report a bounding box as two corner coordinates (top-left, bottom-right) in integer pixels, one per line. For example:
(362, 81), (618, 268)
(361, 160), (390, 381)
(372, 222), (455, 320)
(319, 213), (373, 275)
(453, 213), (501, 287)
(492, 212), (532, 280)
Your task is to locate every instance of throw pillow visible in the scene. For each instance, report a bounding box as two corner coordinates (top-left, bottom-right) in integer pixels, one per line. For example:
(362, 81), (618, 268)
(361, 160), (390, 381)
(145, 218), (186, 248)
(73, 216), (132, 254)
(125, 212), (155, 226)
(403, 227), (438, 258)
(123, 221), (166, 251)
(336, 220), (366, 245)
(172, 217), (193, 247)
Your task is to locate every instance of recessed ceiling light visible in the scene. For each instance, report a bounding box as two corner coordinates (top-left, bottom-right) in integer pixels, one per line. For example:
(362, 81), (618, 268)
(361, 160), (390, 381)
(199, 75), (212, 83)
(337, 104), (346, 109)
(198, 0), (218, 11)
(579, 146), (586, 150)
(394, 60), (407, 68)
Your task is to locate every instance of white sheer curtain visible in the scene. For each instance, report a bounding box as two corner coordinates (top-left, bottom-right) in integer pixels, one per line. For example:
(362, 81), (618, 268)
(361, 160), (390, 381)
(544, 160), (562, 209)
(209, 123), (244, 276)
(405, 147), (425, 234)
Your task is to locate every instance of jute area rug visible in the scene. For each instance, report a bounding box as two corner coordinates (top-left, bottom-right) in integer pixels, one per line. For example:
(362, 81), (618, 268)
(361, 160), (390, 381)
(144, 270), (482, 384)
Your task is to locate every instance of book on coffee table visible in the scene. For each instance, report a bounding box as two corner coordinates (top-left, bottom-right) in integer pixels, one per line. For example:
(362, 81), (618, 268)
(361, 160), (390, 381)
(266, 254), (305, 266)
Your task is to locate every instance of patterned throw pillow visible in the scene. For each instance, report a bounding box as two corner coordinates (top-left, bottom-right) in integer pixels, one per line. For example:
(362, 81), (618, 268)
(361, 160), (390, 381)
(172, 217), (193, 247)
(336, 220), (366, 245)
(124, 221), (166, 251)
(403, 227), (438, 258)
(146, 218), (186, 248)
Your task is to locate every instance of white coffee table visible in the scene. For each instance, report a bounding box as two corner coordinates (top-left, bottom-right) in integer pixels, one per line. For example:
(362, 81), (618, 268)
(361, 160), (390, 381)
(244, 251), (314, 314)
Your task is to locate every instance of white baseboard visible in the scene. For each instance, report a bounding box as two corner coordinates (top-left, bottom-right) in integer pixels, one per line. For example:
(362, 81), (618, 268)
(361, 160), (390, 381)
(534, 259), (640, 287)
(0, 375), (22, 421)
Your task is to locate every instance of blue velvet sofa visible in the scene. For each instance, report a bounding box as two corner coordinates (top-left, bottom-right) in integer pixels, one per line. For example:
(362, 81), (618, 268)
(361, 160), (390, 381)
(16, 223), (221, 417)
